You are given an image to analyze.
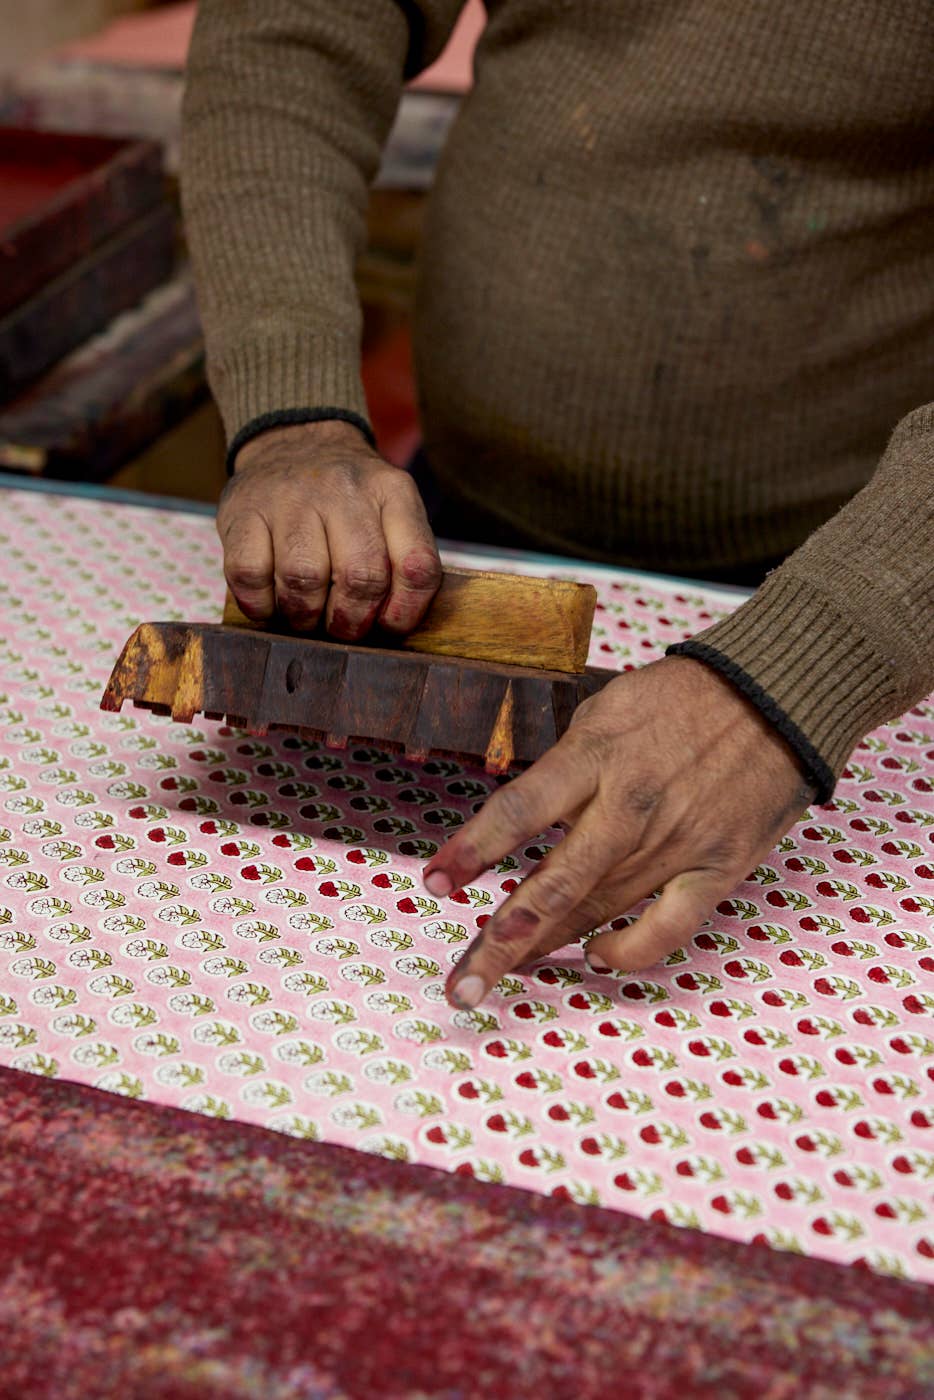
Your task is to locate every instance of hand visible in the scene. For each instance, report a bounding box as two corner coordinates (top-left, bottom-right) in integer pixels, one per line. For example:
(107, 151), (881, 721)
(217, 420), (442, 639)
(422, 656), (816, 1009)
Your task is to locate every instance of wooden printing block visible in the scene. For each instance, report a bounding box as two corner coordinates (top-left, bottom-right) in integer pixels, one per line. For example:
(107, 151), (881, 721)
(101, 570), (618, 773)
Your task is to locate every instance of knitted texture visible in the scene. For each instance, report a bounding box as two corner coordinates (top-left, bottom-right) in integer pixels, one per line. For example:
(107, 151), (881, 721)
(181, 1), (934, 780)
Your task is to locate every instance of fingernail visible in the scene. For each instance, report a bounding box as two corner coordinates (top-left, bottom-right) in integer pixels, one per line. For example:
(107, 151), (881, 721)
(450, 974), (485, 1009)
(585, 951), (612, 975)
(424, 869), (453, 897)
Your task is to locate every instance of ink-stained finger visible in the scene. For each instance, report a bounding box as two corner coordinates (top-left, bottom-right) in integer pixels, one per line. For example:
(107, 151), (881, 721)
(424, 738), (597, 897)
(273, 513), (330, 632)
(444, 811), (624, 1009)
(377, 473), (442, 634)
(323, 504), (392, 641)
(222, 515), (276, 621)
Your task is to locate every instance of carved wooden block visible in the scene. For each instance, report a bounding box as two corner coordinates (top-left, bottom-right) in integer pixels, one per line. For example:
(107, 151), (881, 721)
(101, 622), (616, 774)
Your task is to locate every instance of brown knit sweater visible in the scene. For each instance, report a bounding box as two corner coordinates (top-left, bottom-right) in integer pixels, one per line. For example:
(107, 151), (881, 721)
(181, 1), (934, 799)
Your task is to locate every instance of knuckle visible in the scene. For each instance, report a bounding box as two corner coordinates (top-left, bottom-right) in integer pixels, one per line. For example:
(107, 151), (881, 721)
(277, 564), (329, 595)
(383, 466), (419, 499)
(334, 560), (391, 600)
(569, 694), (596, 725)
(524, 871), (574, 920)
(484, 905), (541, 951)
(328, 459), (365, 492)
(489, 781), (531, 831)
(625, 784), (662, 815)
(698, 838), (747, 874)
(227, 563), (272, 593)
(399, 548), (442, 592)
(563, 722), (607, 769)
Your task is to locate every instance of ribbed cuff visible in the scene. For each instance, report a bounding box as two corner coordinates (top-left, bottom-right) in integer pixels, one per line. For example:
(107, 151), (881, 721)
(226, 408), (375, 474)
(209, 329), (371, 449)
(666, 570), (902, 800)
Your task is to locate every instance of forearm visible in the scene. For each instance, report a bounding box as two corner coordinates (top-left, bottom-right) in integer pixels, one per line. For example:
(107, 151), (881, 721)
(181, 0), (464, 448)
(670, 403), (934, 797)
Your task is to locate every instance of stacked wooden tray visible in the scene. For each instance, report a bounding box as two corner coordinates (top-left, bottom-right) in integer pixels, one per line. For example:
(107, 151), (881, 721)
(0, 127), (174, 402)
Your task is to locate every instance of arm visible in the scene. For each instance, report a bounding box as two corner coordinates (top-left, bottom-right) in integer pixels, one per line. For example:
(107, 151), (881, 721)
(181, 1), (467, 635)
(669, 404), (934, 795)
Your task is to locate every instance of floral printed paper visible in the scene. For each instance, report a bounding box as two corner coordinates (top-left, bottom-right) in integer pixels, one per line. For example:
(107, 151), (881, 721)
(0, 488), (931, 1281)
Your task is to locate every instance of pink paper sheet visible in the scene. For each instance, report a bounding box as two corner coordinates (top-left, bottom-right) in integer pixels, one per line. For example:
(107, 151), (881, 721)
(58, 2), (196, 70)
(0, 488), (931, 1281)
(59, 0), (483, 92)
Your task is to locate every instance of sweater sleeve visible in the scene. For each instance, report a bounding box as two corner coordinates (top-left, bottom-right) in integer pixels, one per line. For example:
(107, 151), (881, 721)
(668, 404), (934, 801)
(180, 0), (467, 457)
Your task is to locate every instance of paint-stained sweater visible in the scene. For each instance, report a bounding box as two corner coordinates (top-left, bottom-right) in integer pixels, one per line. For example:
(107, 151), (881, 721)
(181, 1), (934, 800)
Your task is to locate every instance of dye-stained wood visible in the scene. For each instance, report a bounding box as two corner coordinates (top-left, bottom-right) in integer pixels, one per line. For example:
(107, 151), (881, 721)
(223, 568), (597, 675)
(0, 128), (164, 319)
(101, 622), (616, 775)
(0, 272), (204, 478)
(0, 203), (175, 402)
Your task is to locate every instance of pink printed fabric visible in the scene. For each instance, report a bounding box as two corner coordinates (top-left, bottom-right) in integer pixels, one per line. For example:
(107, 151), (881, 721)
(0, 488), (931, 1281)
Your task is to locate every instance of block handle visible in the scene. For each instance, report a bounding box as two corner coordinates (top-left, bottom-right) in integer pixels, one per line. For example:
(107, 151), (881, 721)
(222, 567), (596, 674)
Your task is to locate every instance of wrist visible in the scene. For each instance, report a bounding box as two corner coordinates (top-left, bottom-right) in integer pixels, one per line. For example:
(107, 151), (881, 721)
(227, 408), (375, 475)
(665, 643), (828, 801)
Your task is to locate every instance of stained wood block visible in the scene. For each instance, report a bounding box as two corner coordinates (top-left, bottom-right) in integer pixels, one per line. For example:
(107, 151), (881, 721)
(223, 568), (598, 674)
(0, 127), (164, 318)
(101, 623), (616, 775)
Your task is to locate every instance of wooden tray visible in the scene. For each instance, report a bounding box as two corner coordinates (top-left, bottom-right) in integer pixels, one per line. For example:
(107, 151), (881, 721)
(0, 202), (176, 402)
(0, 269), (204, 478)
(0, 127), (164, 319)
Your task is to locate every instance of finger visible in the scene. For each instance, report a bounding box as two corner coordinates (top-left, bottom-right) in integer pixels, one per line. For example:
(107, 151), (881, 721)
(444, 808), (627, 1009)
(424, 738), (598, 898)
(518, 930), (587, 968)
(585, 868), (725, 973)
(323, 506), (392, 641)
(517, 873), (652, 968)
(221, 514), (276, 622)
(376, 474), (442, 634)
(273, 513), (330, 632)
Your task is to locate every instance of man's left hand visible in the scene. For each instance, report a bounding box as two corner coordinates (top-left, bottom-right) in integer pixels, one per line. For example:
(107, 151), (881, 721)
(421, 656), (816, 1010)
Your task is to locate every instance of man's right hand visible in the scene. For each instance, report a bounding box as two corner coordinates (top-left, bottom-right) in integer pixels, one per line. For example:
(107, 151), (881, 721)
(217, 420), (442, 640)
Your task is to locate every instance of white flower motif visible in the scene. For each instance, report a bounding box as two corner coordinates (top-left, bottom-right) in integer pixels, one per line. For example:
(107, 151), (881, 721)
(94, 1071), (141, 1097)
(110, 1003), (159, 1028)
(241, 1079), (291, 1107)
(334, 1028), (384, 1055)
(234, 919), (279, 941)
(0, 1023), (33, 1047)
(114, 858), (154, 877)
(72, 1043), (119, 1067)
(178, 931), (226, 952)
(307, 999), (355, 1024)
